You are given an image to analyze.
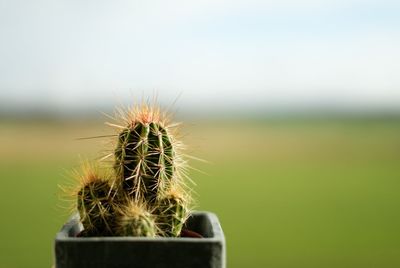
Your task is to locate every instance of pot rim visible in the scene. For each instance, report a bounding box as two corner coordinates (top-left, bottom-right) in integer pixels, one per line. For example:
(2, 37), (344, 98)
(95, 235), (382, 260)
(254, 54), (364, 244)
(56, 211), (224, 243)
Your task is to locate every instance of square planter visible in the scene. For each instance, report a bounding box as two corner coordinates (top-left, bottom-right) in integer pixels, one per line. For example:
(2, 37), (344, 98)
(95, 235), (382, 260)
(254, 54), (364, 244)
(54, 211), (226, 268)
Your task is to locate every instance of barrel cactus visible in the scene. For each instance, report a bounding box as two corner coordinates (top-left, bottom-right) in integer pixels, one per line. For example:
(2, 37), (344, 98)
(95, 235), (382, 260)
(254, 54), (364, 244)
(71, 103), (192, 238)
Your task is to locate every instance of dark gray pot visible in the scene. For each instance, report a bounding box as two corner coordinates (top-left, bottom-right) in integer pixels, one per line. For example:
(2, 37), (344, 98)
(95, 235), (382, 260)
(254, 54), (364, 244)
(54, 211), (226, 268)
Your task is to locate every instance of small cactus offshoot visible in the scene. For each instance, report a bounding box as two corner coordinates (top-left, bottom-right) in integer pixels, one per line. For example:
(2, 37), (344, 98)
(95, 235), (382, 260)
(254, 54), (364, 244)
(74, 166), (116, 236)
(156, 187), (190, 237)
(68, 103), (193, 238)
(115, 201), (157, 237)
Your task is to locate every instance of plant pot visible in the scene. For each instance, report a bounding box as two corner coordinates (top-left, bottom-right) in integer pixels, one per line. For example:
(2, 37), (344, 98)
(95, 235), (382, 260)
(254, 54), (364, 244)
(54, 211), (226, 268)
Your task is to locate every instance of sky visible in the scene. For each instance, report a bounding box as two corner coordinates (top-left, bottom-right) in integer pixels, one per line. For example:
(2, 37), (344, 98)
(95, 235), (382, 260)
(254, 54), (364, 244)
(0, 0), (399, 114)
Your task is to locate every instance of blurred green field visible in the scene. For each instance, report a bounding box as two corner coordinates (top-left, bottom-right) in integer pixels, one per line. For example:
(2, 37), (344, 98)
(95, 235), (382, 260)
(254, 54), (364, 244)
(1, 117), (400, 268)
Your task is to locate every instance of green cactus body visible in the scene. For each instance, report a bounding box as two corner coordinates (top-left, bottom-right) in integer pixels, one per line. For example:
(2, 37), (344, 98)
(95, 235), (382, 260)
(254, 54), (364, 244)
(115, 202), (157, 237)
(77, 179), (115, 236)
(157, 194), (188, 237)
(70, 105), (193, 238)
(114, 122), (174, 203)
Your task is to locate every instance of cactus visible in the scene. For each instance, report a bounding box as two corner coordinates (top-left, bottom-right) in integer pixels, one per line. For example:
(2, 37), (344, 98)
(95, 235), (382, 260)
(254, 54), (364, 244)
(77, 178), (115, 236)
(156, 187), (190, 237)
(114, 117), (175, 204)
(115, 201), (157, 237)
(69, 104), (193, 238)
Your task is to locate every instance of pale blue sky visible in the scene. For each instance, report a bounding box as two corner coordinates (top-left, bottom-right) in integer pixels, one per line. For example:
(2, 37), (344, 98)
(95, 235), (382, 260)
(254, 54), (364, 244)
(0, 0), (399, 113)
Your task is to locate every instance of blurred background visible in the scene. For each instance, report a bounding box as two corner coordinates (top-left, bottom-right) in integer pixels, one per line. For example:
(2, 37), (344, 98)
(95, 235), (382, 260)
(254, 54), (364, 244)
(1, 1), (400, 267)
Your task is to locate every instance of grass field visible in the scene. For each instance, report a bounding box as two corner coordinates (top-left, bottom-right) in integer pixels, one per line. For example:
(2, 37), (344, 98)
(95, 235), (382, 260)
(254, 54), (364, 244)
(1, 117), (400, 268)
